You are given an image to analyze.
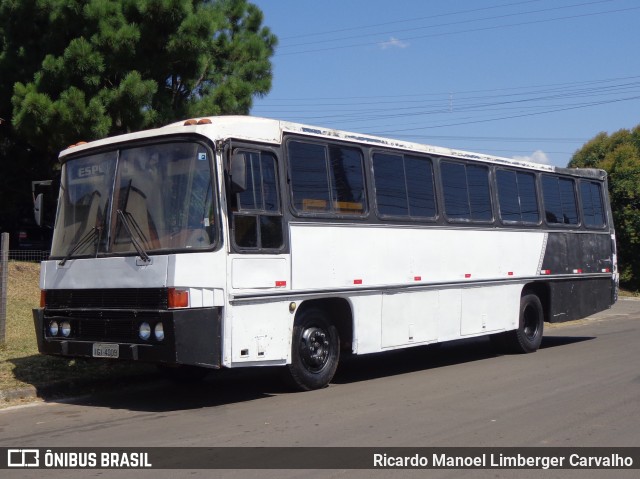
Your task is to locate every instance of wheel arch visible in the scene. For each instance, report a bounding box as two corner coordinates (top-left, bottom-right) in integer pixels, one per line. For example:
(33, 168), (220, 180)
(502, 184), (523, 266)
(295, 297), (354, 354)
(522, 282), (551, 323)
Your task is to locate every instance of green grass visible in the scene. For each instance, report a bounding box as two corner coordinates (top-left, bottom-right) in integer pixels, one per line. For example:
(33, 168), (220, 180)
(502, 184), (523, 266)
(619, 288), (639, 297)
(1, 261), (155, 405)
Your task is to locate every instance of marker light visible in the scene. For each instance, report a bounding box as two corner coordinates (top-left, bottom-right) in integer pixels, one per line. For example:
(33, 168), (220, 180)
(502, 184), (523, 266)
(40, 290), (46, 308)
(168, 288), (189, 308)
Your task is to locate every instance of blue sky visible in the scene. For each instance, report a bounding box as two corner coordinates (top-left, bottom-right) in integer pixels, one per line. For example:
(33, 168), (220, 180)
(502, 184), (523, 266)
(250, 0), (640, 167)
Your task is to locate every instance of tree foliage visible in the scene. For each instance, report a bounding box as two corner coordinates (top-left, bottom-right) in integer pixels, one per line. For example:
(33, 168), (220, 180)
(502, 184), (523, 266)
(569, 125), (640, 290)
(0, 0), (276, 232)
(2, 0), (276, 152)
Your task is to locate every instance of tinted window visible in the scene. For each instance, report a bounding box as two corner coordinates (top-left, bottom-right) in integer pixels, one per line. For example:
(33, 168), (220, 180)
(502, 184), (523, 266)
(519, 173), (539, 223)
(238, 151), (279, 212)
(580, 181), (605, 228)
(373, 153), (406, 216)
(289, 141), (366, 215)
(441, 161), (492, 221)
(289, 142), (330, 212)
(496, 170), (539, 224)
(372, 153), (435, 219)
(329, 145), (367, 214)
(406, 156), (436, 218)
(232, 150), (283, 250)
(542, 175), (578, 225)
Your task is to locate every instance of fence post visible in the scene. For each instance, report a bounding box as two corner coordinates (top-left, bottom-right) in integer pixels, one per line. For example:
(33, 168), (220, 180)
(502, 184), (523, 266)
(0, 232), (9, 344)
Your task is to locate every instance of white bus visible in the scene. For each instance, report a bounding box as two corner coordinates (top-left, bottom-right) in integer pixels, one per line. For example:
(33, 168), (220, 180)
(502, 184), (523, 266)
(33, 116), (618, 390)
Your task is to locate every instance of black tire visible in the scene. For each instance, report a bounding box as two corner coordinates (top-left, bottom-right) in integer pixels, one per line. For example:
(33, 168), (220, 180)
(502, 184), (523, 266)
(157, 364), (210, 383)
(505, 293), (544, 354)
(284, 308), (340, 391)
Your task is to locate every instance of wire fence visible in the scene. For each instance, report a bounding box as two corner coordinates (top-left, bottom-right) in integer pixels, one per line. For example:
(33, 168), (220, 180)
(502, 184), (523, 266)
(7, 250), (50, 263)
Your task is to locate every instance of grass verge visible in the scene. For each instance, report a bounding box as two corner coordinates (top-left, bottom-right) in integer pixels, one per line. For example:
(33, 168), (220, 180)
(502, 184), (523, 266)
(1, 261), (156, 407)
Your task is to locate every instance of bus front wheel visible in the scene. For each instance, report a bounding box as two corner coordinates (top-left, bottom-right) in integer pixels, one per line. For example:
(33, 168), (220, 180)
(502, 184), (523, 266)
(284, 308), (340, 391)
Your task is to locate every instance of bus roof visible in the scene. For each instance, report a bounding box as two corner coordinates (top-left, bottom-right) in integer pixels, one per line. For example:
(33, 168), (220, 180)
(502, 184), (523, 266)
(59, 115), (603, 178)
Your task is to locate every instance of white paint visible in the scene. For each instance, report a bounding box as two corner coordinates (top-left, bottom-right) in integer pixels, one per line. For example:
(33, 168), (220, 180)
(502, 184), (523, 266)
(231, 256), (289, 289)
(290, 224), (546, 290)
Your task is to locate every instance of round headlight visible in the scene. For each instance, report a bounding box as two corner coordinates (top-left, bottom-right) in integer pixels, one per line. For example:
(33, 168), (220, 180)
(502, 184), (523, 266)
(139, 322), (151, 340)
(49, 321), (59, 336)
(154, 322), (165, 341)
(60, 321), (71, 337)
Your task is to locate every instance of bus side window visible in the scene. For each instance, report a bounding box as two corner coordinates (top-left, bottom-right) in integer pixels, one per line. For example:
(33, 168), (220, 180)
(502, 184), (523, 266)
(372, 152), (436, 219)
(289, 140), (367, 216)
(542, 175), (579, 225)
(496, 169), (539, 224)
(232, 150), (283, 250)
(580, 180), (605, 228)
(441, 161), (492, 222)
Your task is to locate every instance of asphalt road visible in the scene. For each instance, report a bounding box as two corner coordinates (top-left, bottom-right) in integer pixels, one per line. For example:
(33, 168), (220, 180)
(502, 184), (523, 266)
(1, 298), (639, 479)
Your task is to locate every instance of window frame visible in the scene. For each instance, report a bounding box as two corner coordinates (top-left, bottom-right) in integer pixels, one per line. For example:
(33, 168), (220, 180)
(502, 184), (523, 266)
(230, 147), (285, 253)
(371, 150), (438, 222)
(541, 174), (581, 228)
(286, 138), (369, 219)
(440, 159), (494, 224)
(495, 168), (542, 226)
(579, 179), (607, 230)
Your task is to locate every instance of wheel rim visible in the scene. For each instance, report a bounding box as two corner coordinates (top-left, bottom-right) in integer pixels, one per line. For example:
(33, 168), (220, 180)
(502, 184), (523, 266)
(300, 326), (330, 372)
(522, 303), (540, 340)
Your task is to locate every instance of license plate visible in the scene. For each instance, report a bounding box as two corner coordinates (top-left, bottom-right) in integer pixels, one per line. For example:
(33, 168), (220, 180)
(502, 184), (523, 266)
(92, 343), (119, 359)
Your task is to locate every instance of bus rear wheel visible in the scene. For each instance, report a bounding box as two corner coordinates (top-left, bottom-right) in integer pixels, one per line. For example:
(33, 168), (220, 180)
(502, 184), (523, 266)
(512, 293), (544, 353)
(284, 308), (340, 391)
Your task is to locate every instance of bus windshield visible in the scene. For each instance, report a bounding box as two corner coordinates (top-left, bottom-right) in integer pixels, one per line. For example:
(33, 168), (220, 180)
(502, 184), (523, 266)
(51, 141), (216, 259)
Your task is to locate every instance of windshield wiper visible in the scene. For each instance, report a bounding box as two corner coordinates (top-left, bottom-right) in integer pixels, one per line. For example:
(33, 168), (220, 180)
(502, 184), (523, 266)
(116, 209), (150, 263)
(58, 227), (101, 266)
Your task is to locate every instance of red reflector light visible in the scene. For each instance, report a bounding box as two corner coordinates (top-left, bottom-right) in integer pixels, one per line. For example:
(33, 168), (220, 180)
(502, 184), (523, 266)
(275, 280), (287, 287)
(353, 279), (363, 285)
(464, 273), (471, 278)
(573, 269), (583, 274)
(168, 288), (189, 308)
(508, 272), (514, 276)
(540, 270), (551, 275)
(40, 290), (46, 308)
(414, 276), (422, 281)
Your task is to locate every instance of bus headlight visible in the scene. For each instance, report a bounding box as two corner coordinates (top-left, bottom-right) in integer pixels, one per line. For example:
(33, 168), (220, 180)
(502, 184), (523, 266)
(60, 321), (71, 337)
(139, 322), (151, 340)
(154, 323), (164, 341)
(49, 321), (59, 336)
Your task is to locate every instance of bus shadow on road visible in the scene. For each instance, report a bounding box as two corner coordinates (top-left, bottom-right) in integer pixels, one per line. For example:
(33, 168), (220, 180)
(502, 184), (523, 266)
(539, 335), (595, 349)
(56, 367), (292, 412)
(29, 335), (595, 412)
(332, 334), (595, 385)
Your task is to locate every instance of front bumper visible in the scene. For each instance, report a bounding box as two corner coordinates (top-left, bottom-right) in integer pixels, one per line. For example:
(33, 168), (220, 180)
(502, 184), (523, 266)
(33, 307), (222, 368)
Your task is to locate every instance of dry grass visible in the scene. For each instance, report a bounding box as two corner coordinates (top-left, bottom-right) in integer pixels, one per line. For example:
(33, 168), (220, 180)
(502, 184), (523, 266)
(2, 261), (41, 355)
(1, 261), (155, 405)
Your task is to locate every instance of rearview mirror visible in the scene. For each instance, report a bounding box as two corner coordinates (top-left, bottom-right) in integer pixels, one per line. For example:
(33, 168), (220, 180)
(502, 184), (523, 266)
(34, 193), (43, 226)
(230, 152), (247, 193)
